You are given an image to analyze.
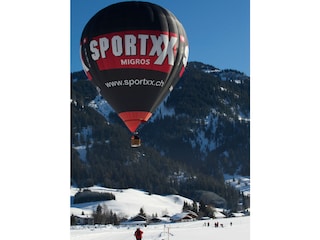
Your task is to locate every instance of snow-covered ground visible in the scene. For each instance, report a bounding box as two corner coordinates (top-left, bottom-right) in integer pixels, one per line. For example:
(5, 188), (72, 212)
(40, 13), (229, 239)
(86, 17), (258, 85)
(71, 216), (250, 240)
(71, 186), (195, 218)
(71, 186), (249, 240)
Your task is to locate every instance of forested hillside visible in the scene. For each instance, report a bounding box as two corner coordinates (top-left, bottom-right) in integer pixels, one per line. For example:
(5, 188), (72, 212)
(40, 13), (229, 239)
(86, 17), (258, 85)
(71, 61), (250, 211)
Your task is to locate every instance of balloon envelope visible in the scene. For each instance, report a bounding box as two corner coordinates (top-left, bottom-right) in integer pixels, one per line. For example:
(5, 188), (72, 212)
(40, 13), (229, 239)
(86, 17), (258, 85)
(80, 1), (189, 133)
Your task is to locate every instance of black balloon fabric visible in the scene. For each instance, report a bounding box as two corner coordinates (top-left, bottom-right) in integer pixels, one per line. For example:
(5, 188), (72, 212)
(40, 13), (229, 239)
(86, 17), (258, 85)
(80, 1), (189, 133)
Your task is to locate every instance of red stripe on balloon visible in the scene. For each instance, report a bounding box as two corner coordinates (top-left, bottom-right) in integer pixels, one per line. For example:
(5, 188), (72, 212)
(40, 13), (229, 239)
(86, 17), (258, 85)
(118, 111), (152, 133)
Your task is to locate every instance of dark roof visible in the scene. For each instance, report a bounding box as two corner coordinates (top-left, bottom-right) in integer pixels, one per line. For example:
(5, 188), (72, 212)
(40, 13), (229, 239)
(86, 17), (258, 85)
(128, 215), (147, 222)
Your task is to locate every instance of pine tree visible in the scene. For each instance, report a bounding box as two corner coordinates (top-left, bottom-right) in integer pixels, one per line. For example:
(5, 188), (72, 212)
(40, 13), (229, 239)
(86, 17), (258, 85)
(139, 207), (146, 217)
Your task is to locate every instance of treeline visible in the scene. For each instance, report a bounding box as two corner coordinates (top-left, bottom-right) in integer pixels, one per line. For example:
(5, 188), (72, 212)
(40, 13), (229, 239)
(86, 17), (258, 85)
(73, 189), (116, 204)
(71, 195), (249, 226)
(71, 204), (120, 225)
(72, 139), (241, 210)
(92, 204), (119, 225)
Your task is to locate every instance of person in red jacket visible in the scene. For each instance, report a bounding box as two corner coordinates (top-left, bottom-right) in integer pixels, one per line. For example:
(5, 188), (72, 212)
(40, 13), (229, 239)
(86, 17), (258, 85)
(134, 228), (143, 240)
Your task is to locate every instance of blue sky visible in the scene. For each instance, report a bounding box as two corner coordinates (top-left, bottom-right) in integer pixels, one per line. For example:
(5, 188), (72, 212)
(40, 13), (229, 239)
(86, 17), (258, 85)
(71, 0), (250, 75)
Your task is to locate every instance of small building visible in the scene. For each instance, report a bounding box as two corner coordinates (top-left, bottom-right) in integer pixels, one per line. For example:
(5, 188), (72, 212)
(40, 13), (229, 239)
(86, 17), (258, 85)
(148, 217), (171, 224)
(72, 214), (94, 225)
(120, 214), (147, 226)
(229, 212), (245, 217)
(170, 210), (198, 222)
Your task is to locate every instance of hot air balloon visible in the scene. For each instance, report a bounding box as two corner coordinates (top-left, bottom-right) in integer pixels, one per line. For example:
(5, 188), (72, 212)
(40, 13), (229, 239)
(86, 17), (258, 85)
(80, 1), (189, 147)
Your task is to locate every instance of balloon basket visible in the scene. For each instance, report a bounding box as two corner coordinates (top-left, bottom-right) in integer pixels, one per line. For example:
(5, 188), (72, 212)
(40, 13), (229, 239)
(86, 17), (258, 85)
(131, 135), (141, 148)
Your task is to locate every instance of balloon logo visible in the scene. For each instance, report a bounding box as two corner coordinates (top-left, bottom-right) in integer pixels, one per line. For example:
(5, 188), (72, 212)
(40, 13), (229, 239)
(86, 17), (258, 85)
(80, 1), (189, 147)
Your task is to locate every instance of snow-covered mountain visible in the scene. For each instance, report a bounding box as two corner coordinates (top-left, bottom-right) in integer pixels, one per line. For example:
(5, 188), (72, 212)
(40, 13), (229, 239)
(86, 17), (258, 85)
(72, 61), (249, 172)
(71, 61), (250, 210)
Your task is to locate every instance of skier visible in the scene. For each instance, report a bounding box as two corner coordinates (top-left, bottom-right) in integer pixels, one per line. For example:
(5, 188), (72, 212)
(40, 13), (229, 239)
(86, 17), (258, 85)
(134, 228), (143, 240)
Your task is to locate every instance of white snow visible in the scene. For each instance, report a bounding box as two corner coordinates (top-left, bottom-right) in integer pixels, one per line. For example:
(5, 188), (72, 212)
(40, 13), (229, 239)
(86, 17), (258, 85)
(71, 187), (194, 218)
(150, 100), (176, 122)
(73, 145), (87, 162)
(224, 174), (250, 196)
(70, 186), (250, 240)
(88, 94), (114, 120)
(70, 216), (250, 240)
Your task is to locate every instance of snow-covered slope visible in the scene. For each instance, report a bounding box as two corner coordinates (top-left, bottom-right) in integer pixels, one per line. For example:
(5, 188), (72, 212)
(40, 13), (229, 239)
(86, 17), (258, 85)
(71, 186), (194, 218)
(224, 174), (250, 196)
(70, 187), (250, 240)
(71, 215), (250, 240)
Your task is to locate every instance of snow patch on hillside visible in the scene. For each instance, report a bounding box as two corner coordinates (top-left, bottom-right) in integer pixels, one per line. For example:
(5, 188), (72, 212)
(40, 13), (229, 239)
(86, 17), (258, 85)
(71, 186), (194, 218)
(88, 95), (114, 121)
(150, 100), (175, 122)
(73, 145), (87, 162)
(224, 174), (250, 196)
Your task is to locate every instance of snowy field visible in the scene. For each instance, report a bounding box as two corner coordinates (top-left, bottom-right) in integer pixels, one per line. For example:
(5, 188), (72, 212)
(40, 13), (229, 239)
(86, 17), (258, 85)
(71, 216), (250, 240)
(71, 186), (196, 218)
(71, 186), (249, 240)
